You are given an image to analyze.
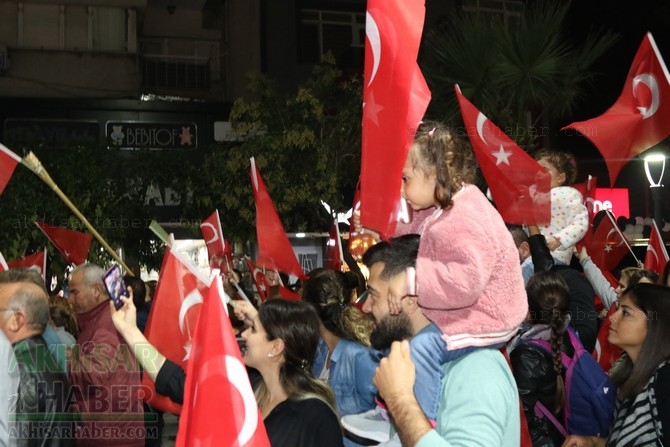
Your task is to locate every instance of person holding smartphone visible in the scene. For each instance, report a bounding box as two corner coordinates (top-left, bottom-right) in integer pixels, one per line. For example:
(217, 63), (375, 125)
(68, 264), (144, 447)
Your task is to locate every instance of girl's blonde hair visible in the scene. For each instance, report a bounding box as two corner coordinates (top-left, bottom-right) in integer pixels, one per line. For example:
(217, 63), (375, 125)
(407, 121), (478, 209)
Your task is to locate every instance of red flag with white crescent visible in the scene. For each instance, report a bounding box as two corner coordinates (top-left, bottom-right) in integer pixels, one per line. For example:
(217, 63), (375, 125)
(573, 175), (598, 247)
(250, 157), (307, 280)
(563, 32), (670, 186)
(455, 85), (552, 225)
(7, 250), (47, 279)
(326, 219), (344, 272)
(176, 275), (270, 447)
(245, 256), (268, 302)
(35, 221), (92, 265)
(0, 143), (21, 196)
(143, 246), (210, 414)
(200, 210), (233, 274)
(644, 220), (669, 274)
(587, 210), (632, 271)
(359, 0), (431, 239)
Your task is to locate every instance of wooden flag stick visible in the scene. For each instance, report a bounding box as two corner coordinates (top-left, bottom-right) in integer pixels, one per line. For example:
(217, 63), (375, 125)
(21, 152), (134, 275)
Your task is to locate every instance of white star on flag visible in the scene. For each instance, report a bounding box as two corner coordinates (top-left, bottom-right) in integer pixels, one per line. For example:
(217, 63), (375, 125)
(604, 245), (612, 252)
(492, 145), (512, 166)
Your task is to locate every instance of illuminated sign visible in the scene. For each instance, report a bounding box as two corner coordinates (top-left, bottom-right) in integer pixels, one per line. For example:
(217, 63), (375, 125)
(592, 188), (630, 218)
(105, 121), (197, 150)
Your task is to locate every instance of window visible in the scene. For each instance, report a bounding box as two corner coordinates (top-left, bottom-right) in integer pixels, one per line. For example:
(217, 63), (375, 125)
(141, 56), (210, 91)
(298, 9), (365, 68)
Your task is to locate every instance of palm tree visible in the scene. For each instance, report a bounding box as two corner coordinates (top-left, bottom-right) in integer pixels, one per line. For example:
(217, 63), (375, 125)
(420, 1), (618, 150)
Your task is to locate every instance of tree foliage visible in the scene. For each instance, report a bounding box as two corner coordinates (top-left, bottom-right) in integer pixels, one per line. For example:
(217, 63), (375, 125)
(186, 56), (363, 244)
(420, 1), (618, 149)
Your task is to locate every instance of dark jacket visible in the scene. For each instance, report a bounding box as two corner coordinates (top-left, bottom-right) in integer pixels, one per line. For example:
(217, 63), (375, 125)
(528, 233), (598, 352)
(12, 334), (74, 447)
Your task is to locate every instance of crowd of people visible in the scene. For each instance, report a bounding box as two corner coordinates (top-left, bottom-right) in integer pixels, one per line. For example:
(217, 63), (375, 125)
(1, 120), (669, 447)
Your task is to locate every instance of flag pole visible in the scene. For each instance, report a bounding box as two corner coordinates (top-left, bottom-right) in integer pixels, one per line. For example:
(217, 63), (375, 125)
(605, 210), (639, 265)
(21, 152), (134, 275)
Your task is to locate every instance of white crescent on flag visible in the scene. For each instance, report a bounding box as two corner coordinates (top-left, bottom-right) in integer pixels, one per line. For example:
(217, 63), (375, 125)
(647, 245), (660, 265)
(633, 73), (660, 118)
(179, 288), (204, 360)
(200, 222), (219, 245)
(365, 11), (381, 87)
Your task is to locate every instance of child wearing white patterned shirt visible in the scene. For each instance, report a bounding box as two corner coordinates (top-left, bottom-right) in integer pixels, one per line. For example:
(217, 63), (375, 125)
(534, 149), (589, 265)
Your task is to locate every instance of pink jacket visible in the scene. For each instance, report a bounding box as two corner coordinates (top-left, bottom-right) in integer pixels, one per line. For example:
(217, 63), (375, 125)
(399, 185), (528, 350)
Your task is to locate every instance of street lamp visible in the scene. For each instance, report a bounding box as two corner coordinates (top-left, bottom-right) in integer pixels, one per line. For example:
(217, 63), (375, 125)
(644, 153), (666, 229)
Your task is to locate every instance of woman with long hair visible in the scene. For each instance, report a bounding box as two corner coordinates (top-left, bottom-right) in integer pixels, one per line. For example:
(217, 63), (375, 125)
(234, 299), (343, 446)
(563, 283), (670, 446)
(112, 293), (343, 446)
(509, 270), (572, 446)
(301, 268), (378, 420)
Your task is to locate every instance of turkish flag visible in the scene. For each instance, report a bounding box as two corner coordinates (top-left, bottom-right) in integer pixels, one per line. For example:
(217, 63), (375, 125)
(35, 221), (92, 265)
(200, 210), (233, 274)
(7, 250), (47, 279)
(245, 257), (268, 302)
(644, 220), (669, 274)
(176, 276), (270, 447)
(143, 247), (210, 414)
(587, 210), (631, 272)
(593, 305), (624, 373)
(0, 143), (21, 196)
(359, 0), (431, 239)
(455, 85), (552, 225)
(326, 220), (344, 272)
(250, 158), (307, 280)
(563, 32), (670, 186)
(573, 175), (598, 247)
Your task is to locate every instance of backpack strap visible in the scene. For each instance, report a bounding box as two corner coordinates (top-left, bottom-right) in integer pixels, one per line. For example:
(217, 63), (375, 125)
(528, 339), (573, 369)
(534, 401), (568, 438)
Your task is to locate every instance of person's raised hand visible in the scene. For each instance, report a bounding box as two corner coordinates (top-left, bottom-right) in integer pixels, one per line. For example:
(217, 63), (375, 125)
(110, 288), (137, 336)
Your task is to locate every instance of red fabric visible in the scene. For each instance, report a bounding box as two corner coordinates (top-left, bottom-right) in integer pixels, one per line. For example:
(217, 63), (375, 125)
(587, 211), (630, 272)
(455, 85), (552, 225)
(250, 158), (307, 280)
(0, 143), (20, 196)
(142, 247), (210, 414)
(326, 220), (344, 272)
(593, 306), (624, 373)
(7, 250), (47, 279)
(245, 257), (269, 302)
(359, 0), (430, 239)
(277, 285), (301, 301)
(500, 346), (533, 447)
(200, 210), (233, 274)
(71, 300), (144, 447)
(572, 175), (598, 247)
(35, 221), (92, 265)
(644, 220), (669, 274)
(176, 276), (270, 447)
(563, 32), (670, 185)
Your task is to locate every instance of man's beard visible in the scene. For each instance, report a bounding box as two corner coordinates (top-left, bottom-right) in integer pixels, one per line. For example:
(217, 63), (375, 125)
(370, 313), (413, 351)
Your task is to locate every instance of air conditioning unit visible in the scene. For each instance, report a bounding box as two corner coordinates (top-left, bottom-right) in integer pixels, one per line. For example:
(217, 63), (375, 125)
(0, 44), (8, 74)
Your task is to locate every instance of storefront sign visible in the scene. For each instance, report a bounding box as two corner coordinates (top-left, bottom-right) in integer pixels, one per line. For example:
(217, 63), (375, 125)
(105, 121), (197, 149)
(593, 188), (630, 218)
(4, 119), (99, 145)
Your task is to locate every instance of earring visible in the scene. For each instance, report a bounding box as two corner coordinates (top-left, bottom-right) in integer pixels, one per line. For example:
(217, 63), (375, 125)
(267, 353), (274, 358)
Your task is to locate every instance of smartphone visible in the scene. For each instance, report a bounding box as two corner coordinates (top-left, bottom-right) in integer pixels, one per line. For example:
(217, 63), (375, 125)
(102, 264), (128, 310)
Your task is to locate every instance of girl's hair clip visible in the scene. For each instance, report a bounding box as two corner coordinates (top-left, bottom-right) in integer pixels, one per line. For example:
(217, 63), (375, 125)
(428, 127), (436, 137)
